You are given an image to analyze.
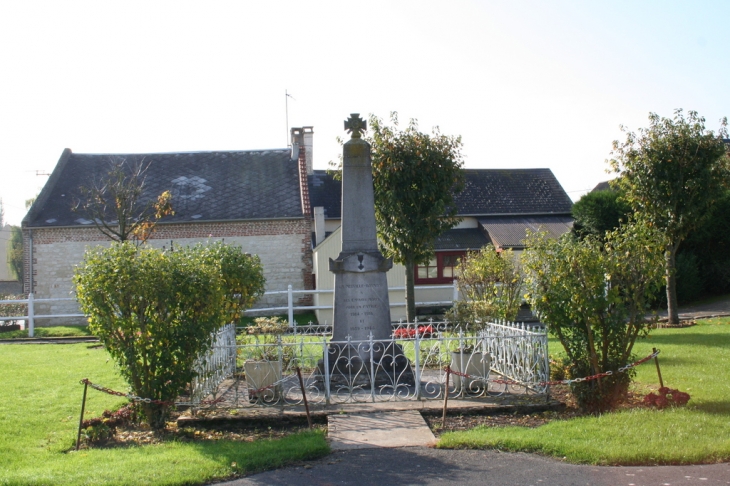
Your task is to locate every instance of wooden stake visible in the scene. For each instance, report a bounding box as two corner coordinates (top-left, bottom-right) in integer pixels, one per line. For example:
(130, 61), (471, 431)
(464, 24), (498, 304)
(296, 367), (313, 429)
(442, 367), (451, 429)
(653, 347), (664, 388)
(76, 380), (88, 451)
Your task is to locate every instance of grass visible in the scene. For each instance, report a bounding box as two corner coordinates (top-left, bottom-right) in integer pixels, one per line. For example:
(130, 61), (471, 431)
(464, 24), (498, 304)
(0, 343), (329, 485)
(0, 325), (92, 339)
(239, 311), (319, 328)
(437, 317), (730, 465)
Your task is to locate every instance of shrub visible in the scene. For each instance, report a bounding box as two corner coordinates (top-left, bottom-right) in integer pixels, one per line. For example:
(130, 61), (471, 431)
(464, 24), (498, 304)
(522, 223), (665, 411)
(447, 244), (523, 325)
(74, 241), (265, 427)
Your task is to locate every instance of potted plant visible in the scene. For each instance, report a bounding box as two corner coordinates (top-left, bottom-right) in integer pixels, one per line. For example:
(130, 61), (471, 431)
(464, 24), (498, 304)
(242, 317), (290, 401)
(450, 344), (491, 394)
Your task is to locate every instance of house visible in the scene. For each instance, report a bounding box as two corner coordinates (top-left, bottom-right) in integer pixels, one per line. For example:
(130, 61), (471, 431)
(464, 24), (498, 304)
(22, 127), (317, 324)
(308, 168), (574, 322)
(1, 224), (22, 294)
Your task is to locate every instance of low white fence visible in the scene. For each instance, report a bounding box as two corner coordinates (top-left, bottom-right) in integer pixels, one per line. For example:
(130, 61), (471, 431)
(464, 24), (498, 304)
(0, 284), (459, 337)
(184, 320), (550, 408)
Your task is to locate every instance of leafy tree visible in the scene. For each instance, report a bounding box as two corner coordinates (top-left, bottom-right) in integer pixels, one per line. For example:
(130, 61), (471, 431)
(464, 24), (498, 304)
(571, 187), (631, 241)
(7, 197), (34, 283)
(609, 110), (730, 324)
(522, 223), (664, 411)
(678, 188), (730, 296)
(74, 158), (173, 244)
(73, 241), (265, 427)
(368, 113), (465, 321)
(447, 245), (523, 324)
(8, 226), (23, 282)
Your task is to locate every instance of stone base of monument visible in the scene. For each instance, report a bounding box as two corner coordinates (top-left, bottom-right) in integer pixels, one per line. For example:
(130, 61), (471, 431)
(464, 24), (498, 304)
(317, 342), (416, 388)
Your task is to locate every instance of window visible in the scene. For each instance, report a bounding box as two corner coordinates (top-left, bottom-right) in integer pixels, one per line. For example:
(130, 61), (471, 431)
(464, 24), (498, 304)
(415, 251), (465, 284)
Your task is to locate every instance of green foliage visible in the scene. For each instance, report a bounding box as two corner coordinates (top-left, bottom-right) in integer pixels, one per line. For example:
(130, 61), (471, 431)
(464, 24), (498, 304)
(368, 112), (465, 321)
(522, 223), (665, 411)
(680, 189), (730, 296)
(674, 252), (703, 304)
(244, 317), (296, 367)
(447, 245), (523, 324)
(571, 188), (632, 241)
(0, 293), (26, 328)
(609, 109), (730, 322)
(8, 225), (23, 281)
(73, 241), (265, 427)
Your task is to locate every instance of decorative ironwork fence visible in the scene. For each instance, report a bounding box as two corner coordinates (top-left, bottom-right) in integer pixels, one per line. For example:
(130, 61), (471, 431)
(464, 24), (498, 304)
(184, 319), (549, 408)
(186, 323), (237, 405)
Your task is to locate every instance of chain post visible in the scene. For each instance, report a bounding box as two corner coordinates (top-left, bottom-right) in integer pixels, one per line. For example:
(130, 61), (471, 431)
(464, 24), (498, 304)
(76, 379), (89, 451)
(296, 366), (313, 429)
(653, 347), (664, 388)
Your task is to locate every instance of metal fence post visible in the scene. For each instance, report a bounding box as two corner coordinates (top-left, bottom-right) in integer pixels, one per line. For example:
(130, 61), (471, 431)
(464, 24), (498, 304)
(452, 282), (459, 304)
(369, 332), (375, 402)
(323, 338), (331, 404)
(28, 293), (35, 338)
(414, 325), (421, 400)
(287, 285), (294, 328)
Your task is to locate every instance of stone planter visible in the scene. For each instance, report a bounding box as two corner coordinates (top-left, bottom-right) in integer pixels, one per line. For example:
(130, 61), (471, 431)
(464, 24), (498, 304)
(244, 360), (282, 402)
(450, 351), (491, 394)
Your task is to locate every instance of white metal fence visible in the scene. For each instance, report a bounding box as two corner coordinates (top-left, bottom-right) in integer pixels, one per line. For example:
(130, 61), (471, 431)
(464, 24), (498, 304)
(0, 283), (459, 337)
(183, 320), (550, 408)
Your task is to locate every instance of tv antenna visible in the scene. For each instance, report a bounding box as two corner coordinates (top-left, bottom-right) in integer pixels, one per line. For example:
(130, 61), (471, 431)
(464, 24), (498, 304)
(285, 90), (295, 146)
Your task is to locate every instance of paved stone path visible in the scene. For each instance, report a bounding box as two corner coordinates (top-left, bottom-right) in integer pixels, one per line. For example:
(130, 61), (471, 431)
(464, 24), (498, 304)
(327, 411), (436, 449)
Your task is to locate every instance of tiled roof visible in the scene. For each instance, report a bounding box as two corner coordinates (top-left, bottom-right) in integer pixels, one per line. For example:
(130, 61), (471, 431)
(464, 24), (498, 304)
(455, 169), (573, 215)
(477, 215), (574, 249)
(308, 170), (341, 219)
(433, 228), (490, 250)
(24, 148), (303, 228)
(307, 168), (573, 218)
(592, 181), (611, 192)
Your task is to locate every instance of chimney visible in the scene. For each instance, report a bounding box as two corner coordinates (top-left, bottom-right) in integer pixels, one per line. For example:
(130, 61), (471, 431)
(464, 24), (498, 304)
(314, 206), (326, 246)
(290, 126), (314, 175)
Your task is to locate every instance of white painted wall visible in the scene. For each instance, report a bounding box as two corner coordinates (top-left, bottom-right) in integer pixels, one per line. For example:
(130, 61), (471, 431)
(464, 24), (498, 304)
(313, 226), (456, 323)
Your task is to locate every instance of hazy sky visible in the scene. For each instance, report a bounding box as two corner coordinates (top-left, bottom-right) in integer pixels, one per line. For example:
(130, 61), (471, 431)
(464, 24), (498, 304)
(1, 0), (728, 225)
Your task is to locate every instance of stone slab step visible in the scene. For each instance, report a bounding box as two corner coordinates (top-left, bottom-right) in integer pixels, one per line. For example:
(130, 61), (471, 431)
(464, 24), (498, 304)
(327, 410), (436, 450)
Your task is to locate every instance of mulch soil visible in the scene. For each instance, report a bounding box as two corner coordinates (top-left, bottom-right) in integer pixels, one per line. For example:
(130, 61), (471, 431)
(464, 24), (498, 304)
(80, 383), (657, 448)
(423, 383), (655, 435)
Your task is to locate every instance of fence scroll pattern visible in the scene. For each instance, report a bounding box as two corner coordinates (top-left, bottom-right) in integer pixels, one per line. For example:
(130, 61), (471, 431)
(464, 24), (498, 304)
(185, 319), (550, 408)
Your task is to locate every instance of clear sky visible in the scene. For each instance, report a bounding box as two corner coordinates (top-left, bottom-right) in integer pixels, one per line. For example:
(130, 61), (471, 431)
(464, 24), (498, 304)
(1, 0), (728, 225)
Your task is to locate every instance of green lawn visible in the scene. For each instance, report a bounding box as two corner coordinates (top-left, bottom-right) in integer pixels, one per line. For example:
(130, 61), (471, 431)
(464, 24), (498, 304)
(0, 325), (92, 339)
(437, 318), (730, 465)
(0, 344), (329, 485)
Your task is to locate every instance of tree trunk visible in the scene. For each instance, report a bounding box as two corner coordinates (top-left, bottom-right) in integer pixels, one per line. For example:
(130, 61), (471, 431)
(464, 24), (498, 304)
(405, 258), (416, 323)
(665, 243), (680, 325)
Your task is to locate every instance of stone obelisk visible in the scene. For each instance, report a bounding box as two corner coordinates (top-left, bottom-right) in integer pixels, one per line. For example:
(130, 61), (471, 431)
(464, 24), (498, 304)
(323, 114), (414, 386)
(329, 114), (393, 342)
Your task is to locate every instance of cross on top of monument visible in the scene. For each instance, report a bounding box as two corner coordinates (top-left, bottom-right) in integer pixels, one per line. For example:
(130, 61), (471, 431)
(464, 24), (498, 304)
(344, 113), (367, 139)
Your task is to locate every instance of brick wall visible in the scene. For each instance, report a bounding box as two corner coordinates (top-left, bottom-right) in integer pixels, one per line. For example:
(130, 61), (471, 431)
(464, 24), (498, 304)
(23, 219), (314, 325)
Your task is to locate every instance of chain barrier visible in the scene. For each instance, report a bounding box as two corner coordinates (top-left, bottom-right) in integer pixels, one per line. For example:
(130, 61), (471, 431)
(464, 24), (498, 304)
(79, 379), (174, 406)
(247, 374), (294, 396)
(444, 349), (661, 387)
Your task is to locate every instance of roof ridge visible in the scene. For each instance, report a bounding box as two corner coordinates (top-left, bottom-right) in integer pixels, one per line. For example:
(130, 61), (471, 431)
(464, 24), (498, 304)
(72, 148), (291, 156)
